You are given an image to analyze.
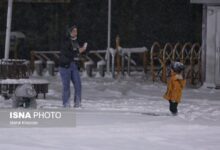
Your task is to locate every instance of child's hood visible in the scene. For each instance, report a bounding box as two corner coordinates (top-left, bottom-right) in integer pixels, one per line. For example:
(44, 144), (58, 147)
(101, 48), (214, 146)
(175, 74), (183, 80)
(171, 72), (184, 80)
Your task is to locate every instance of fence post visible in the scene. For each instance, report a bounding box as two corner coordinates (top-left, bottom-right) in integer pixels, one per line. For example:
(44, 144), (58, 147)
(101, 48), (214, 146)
(143, 51), (147, 74)
(121, 49), (125, 76)
(110, 48), (116, 78)
(116, 35), (121, 77)
(34, 60), (43, 76)
(190, 43), (201, 85)
(84, 61), (94, 77)
(46, 60), (55, 76)
(127, 52), (131, 76)
(30, 50), (35, 71)
(97, 60), (106, 77)
(23, 60), (30, 78)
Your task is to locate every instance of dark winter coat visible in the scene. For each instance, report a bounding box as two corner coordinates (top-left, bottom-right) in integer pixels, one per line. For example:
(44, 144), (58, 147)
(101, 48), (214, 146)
(59, 38), (80, 68)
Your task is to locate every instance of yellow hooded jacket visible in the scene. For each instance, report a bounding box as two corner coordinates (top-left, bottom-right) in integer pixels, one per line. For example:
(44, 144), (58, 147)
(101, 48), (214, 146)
(163, 73), (186, 103)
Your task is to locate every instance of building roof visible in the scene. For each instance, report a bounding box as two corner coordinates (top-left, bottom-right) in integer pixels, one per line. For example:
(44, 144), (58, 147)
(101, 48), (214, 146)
(191, 0), (220, 5)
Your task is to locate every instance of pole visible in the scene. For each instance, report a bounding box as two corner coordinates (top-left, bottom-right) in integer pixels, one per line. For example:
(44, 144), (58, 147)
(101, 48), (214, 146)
(4, 0), (13, 59)
(201, 5), (207, 84)
(107, 0), (111, 73)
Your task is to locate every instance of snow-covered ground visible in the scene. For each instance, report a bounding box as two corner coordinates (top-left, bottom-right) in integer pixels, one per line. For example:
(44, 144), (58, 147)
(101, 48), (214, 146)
(0, 72), (220, 150)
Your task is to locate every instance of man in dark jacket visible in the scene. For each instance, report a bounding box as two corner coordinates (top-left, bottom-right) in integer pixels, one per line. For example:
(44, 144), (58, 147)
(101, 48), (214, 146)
(59, 25), (87, 107)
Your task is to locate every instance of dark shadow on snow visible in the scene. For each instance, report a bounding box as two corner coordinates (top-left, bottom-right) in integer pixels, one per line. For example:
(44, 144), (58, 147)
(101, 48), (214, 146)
(141, 112), (172, 116)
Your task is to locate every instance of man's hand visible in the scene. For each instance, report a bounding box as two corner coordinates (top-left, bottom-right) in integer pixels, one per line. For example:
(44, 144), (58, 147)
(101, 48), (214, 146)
(83, 42), (88, 49)
(79, 42), (87, 53)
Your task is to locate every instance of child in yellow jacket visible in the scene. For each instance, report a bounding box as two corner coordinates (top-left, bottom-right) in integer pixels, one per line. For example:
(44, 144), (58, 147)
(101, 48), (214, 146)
(163, 62), (186, 115)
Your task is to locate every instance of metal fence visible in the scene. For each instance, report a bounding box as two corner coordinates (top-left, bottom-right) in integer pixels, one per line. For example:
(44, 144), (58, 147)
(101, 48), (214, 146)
(150, 42), (201, 85)
(0, 59), (30, 79)
(29, 41), (201, 86)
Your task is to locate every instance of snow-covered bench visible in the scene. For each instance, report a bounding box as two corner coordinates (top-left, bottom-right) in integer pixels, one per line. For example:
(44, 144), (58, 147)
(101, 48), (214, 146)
(0, 79), (49, 99)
